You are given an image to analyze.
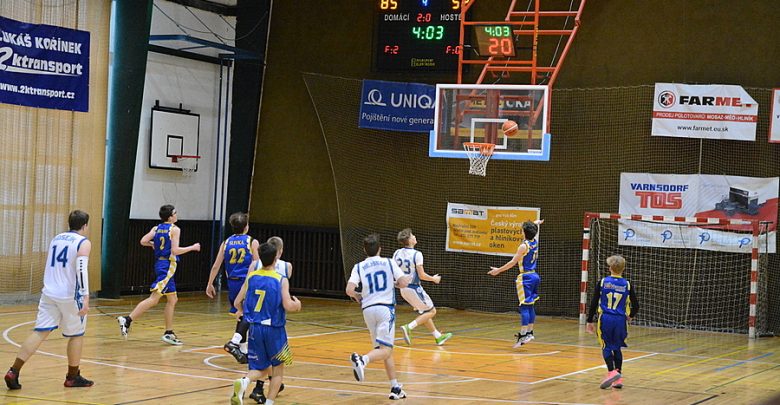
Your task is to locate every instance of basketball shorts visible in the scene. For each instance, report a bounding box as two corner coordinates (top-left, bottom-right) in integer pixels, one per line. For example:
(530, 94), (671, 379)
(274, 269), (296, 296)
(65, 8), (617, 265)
(362, 304), (395, 349)
(34, 293), (86, 337)
(227, 277), (246, 314)
(597, 312), (628, 350)
(400, 285), (434, 313)
(247, 323), (292, 371)
(516, 271), (540, 305)
(150, 259), (177, 294)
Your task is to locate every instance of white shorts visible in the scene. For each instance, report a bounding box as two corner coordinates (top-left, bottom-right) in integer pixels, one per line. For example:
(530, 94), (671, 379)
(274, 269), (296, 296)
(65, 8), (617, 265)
(400, 285), (434, 313)
(362, 305), (395, 349)
(34, 293), (86, 337)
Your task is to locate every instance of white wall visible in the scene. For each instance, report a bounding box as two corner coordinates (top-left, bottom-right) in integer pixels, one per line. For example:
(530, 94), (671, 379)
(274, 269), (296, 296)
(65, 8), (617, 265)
(129, 0), (235, 220)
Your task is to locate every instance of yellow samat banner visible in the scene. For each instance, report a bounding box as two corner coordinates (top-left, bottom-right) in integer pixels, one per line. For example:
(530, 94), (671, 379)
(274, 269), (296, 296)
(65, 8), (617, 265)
(446, 202), (540, 256)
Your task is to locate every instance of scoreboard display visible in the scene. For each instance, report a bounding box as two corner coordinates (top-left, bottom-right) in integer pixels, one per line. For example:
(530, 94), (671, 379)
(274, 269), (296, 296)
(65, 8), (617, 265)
(373, 0), (463, 72)
(474, 25), (516, 57)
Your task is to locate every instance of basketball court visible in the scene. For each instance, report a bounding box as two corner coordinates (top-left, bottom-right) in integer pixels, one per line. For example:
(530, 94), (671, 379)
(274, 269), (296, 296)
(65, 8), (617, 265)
(1, 0), (779, 404)
(1, 295), (778, 404)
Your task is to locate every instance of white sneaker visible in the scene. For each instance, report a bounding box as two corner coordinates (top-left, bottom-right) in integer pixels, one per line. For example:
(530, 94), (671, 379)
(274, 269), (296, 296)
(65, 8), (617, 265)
(389, 385), (407, 400)
(230, 377), (249, 405)
(117, 316), (129, 339)
(350, 353), (365, 382)
(522, 334), (535, 344)
(400, 324), (412, 345)
(161, 333), (183, 345)
(512, 333), (525, 348)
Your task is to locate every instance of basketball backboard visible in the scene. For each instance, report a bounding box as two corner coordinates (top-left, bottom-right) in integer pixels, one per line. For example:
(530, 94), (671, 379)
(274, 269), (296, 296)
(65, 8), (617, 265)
(429, 84), (550, 161)
(149, 107), (200, 171)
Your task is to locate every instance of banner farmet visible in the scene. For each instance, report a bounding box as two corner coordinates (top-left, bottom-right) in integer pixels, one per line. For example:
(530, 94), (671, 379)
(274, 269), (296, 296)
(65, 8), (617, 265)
(652, 83), (757, 141)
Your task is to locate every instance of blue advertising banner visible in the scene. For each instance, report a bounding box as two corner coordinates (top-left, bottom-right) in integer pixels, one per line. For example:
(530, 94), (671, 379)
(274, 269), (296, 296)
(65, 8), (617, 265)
(359, 79), (435, 133)
(0, 16), (90, 112)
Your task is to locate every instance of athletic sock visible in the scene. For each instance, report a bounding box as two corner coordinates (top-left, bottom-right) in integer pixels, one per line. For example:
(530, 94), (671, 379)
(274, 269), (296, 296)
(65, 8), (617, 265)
(432, 330), (442, 339)
(389, 379), (398, 388)
(240, 342), (248, 354)
(67, 365), (79, 378)
(408, 320), (418, 330)
(230, 332), (242, 344)
(164, 330), (174, 335)
(265, 400), (274, 405)
(362, 355), (370, 365)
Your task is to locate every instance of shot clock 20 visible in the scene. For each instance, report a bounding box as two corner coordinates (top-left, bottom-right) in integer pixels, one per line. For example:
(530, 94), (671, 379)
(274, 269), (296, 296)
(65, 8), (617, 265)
(474, 25), (516, 57)
(373, 0), (464, 72)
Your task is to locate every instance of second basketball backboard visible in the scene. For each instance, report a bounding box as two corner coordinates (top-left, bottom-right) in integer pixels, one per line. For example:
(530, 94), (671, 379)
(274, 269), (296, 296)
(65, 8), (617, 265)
(429, 84), (550, 161)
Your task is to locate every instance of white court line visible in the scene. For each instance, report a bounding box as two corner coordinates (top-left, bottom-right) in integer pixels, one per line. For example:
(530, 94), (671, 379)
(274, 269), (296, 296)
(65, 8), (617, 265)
(2, 321), (566, 403)
(530, 352), (659, 384)
(201, 355), (481, 385)
(182, 328), (359, 353)
(2, 320), (232, 383)
(395, 345), (561, 357)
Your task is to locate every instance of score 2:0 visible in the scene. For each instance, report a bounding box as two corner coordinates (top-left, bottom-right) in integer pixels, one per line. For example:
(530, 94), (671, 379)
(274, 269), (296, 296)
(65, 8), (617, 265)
(379, 0), (463, 11)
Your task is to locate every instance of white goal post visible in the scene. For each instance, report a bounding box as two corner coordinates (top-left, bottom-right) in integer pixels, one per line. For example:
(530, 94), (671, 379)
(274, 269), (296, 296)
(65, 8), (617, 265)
(580, 212), (770, 339)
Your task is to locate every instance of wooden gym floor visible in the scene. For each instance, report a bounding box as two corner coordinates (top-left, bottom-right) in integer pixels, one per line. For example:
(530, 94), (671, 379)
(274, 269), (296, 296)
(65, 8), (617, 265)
(1, 293), (779, 404)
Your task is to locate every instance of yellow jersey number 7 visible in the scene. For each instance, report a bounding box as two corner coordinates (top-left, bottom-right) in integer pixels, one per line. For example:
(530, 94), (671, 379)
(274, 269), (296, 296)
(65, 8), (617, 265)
(253, 289), (267, 312)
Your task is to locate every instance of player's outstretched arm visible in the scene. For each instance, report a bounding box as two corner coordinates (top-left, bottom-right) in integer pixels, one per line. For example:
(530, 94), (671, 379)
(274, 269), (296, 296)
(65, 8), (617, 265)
(286, 262), (293, 279)
(139, 226), (156, 248)
(281, 278), (301, 312)
(488, 243), (527, 276)
(416, 264), (441, 284)
(345, 281), (361, 303)
(585, 280), (603, 333)
(206, 241), (227, 298)
(250, 238), (260, 262)
(170, 226), (201, 255)
(345, 265), (362, 303)
(76, 239), (92, 317)
(233, 277), (250, 317)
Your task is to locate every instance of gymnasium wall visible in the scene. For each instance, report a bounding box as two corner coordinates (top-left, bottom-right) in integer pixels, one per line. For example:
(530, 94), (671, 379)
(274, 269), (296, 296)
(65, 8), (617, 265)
(129, 1), (235, 221)
(252, 0), (778, 227)
(0, 1), (110, 297)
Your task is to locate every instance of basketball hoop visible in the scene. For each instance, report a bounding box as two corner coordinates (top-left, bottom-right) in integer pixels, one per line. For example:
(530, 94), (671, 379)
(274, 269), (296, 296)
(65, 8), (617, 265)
(172, 155), (200, 176)
(463, 142), (495, 176)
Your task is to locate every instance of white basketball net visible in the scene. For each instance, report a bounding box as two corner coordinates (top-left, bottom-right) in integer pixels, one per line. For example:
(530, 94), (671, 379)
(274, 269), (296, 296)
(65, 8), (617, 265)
(463, 143), (495, 176)
(179, 157), (198, 176)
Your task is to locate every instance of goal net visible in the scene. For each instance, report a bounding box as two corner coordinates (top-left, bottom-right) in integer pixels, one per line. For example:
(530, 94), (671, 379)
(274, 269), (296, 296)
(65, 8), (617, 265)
(581, 213), (771, 338)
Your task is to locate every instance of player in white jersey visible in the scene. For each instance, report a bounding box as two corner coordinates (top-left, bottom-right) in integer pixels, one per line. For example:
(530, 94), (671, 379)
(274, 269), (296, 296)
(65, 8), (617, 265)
(346, 233), (411, 401)
(248, 236), (293, 403)
(5, 210), (94, 390)
(393, 228), (453, 346)
(268, 236), (293, 279)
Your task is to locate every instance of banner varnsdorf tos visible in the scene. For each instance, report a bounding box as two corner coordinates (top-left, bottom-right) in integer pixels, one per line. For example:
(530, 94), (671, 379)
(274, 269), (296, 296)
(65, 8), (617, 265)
(619, 173), (778, 253)
(652, 83), (757, 141)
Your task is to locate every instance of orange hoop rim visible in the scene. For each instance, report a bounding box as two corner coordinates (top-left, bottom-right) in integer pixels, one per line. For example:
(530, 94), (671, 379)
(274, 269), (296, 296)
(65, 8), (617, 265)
(171, 155), (201, 163)
(463, 142), (495, 156)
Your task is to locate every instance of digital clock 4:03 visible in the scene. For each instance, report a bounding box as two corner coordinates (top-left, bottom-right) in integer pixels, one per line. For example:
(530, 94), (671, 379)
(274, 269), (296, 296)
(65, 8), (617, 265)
(373, 0), (464, 72)
(474, 25), (516, 57)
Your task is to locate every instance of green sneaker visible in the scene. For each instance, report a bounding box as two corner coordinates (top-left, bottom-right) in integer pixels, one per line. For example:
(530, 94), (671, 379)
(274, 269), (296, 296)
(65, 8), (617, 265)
(400, 324), (412, 345)
(435, 332), (453, 346)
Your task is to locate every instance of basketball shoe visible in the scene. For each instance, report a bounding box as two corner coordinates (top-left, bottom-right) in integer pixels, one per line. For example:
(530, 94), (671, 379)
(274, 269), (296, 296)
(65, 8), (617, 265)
(64, 371), (94, 388)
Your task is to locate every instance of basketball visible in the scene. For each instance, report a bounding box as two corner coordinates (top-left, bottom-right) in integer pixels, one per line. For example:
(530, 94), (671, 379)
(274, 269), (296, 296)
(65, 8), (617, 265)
(502, 120), (518, 136)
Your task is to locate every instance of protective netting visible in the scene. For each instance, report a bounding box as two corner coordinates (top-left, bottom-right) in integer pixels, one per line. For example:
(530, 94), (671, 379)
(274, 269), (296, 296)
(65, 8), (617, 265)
(0, 1), (108, 301)
(303, 72), (780, 335)
(585, 216), (770, 336)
